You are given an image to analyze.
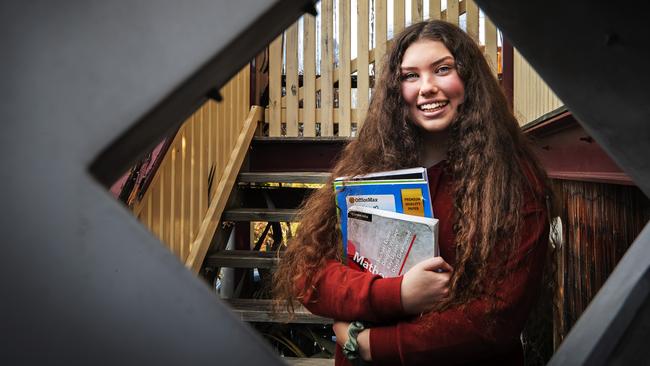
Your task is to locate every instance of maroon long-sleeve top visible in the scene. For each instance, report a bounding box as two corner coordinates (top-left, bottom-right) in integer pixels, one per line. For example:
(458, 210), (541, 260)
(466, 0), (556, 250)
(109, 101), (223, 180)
(300, 161), (549, 365)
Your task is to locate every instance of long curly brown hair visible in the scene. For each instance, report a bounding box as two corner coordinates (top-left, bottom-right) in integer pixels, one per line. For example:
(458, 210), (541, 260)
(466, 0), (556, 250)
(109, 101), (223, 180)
(273, 20), (550, 312)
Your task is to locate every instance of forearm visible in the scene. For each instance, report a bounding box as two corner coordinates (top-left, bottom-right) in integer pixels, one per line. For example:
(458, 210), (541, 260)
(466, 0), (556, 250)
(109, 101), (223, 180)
(300, 260), (405, 322)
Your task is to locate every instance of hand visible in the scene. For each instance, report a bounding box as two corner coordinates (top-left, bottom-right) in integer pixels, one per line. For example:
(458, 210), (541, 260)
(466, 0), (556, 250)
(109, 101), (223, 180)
(401, 256), (453, 315)
(332, 321), (372, 361)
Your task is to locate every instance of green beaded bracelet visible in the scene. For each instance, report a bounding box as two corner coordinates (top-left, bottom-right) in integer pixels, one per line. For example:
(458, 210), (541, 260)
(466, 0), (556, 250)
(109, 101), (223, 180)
(342, 321), (365, 362)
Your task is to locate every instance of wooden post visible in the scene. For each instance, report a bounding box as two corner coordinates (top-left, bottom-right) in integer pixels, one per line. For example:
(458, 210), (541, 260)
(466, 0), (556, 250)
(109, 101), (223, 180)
(269, 34), (283, 136)
(320, 0), (334, 136)
(394, 0), (405, 35)
(485, 16), (498, 77)
(465, 0), (479, 44)
(303, 15), (317, 137)
(338, 0), (351, 136)
(412, 0), (423, 23)
(285, 21), (299, 136)
(429, 0), (441, 20)
(502, 36), (514, 109)
(447, 0), (459, 25)
(375, 0), (387, 77)
(357, 0), (369, 129)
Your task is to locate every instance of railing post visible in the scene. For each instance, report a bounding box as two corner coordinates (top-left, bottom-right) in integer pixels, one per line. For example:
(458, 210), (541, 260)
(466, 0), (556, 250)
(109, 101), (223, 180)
(502, 36), (514, 109)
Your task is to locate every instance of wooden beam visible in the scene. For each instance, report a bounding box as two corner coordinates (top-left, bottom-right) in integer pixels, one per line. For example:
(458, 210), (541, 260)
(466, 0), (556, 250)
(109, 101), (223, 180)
(222, 208), (299, 222)
(224, 299), (332, 324)
(185, 106), (263, 273)
(205, 249), (280, 269)
(238, 172), (329, 184)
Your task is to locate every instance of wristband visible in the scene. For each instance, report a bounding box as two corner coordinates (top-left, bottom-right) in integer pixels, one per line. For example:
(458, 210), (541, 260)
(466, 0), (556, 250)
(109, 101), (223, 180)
(342, 321), (366, 362)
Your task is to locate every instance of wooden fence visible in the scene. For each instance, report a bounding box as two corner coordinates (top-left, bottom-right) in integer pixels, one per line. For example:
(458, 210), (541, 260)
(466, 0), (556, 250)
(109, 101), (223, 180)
(514, 48), (564, 125)
(266, 0), (500, 137)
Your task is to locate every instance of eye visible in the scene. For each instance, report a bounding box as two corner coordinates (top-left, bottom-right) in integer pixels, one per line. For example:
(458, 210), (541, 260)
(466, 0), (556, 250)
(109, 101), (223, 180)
(436, 64), (454, 75)
(400, 72), (418, 81)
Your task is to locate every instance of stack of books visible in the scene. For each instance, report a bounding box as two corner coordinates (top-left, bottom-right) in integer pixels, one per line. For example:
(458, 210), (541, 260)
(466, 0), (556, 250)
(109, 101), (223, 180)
(334, 167), (439, 278)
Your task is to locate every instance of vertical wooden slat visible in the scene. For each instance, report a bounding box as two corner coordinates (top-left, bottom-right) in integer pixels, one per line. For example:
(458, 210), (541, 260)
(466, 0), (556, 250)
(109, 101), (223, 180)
(201, 103), (209, 217)
(394, 0), (405, 35)
(196, 109), (203, 240)
(180, 126), (188, 261)
(151, 183), (161, 240)
(216, 92), (223, 180)
(189, 117), (196, 252)
(219, 90), (226, 170)
(146, 187), (153, 232)
(219, 84), (227, 178)
(357, 0), (369, 129)
(269, 34), (283, 136)
(285, 21), (299, 136)
(320, 0), (334, 136)
(446, 0), (459, 25)
(230, 79), (236, 148)
(411, 0), (423, 22)
(513, 48), (521, 121)
(206, 102), (213, 204)
(170, 143), (178, 254)
(160, 162), (168, 245)
(375, 0), (387, 78)
(465, 0), (479, 44)
(484, 16), (498, 77)
(338, 0), (351, 136)
(429, 0), (441, 20)
(303, 15), (317, 137)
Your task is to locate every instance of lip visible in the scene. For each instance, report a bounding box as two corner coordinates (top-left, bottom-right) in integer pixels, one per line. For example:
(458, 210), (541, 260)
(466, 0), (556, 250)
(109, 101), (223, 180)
(417, 101), (449, 118)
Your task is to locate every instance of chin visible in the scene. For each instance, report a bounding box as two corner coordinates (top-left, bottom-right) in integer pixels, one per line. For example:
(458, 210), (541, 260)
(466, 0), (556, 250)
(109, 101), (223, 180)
(415, 120), (453, 134)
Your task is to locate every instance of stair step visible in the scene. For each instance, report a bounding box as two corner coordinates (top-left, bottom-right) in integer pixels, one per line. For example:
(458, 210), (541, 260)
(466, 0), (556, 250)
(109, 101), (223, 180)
(224, 299), (332, 324)
(238, 172), (330, 184)
(283, 357), (334, 366)
(206, 250), (281, 268)
(222, 208), (298, 222)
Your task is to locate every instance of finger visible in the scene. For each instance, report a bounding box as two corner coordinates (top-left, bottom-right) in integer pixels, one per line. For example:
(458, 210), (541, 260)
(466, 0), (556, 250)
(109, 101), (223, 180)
(416, 256), (444, 270)
(419, 257), (453, 272)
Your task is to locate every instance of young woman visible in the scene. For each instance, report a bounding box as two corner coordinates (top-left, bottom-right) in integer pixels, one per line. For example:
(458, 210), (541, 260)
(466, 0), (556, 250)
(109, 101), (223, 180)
(274, 20), (551, 365)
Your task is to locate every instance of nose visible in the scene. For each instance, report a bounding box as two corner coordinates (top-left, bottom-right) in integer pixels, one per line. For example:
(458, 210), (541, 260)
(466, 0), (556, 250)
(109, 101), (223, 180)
(419, 74), (438, 96)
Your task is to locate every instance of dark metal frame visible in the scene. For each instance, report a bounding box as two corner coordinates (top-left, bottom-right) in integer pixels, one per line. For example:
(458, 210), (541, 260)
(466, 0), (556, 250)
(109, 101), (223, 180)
(476, 1), (650, 364)
(1, 1), (315, 364)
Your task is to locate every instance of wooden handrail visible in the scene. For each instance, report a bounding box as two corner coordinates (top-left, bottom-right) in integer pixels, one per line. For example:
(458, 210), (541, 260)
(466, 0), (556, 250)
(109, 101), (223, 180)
(186, 106), (263, 273)
(130, 66), (251, 263)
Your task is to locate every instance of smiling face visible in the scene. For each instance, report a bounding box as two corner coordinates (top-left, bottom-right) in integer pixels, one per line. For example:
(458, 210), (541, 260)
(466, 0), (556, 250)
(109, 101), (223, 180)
(400, 39), (465, 134)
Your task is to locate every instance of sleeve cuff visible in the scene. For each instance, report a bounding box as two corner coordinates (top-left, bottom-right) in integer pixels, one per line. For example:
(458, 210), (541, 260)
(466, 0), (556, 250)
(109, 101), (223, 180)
(369, 275), (404, 319)
(369, 325), (402, 365)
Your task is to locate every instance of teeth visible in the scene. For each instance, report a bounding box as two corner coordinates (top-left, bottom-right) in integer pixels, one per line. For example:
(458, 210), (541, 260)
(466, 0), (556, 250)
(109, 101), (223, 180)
(419, 101), (448, 111)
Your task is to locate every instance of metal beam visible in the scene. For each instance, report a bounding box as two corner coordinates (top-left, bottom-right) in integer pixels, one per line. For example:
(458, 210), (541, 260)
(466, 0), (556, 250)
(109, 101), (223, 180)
(474, 1), (650, 364)
(0, 1), (314, 364)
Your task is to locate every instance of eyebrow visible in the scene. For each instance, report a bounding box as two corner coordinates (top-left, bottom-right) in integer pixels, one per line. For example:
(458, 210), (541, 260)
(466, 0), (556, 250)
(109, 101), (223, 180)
(400, 55), (454, 71)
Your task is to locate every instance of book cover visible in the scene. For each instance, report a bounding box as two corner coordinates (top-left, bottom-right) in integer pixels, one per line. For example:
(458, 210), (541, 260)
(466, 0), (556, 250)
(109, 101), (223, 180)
(346, 206), (439, 278)
(334, 167), (434, 261)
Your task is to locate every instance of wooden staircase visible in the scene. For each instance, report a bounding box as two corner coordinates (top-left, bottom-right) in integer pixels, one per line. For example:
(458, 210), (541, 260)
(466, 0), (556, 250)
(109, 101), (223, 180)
(202, 137), (350, 364)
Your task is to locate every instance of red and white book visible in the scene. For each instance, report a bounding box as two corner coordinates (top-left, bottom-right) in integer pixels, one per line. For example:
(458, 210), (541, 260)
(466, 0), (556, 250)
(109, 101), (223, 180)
(346, 205), (438, 278)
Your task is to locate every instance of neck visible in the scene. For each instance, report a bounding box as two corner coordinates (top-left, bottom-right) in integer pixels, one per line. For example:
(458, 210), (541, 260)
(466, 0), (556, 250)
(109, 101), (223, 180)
(420, 131), (449, 168)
